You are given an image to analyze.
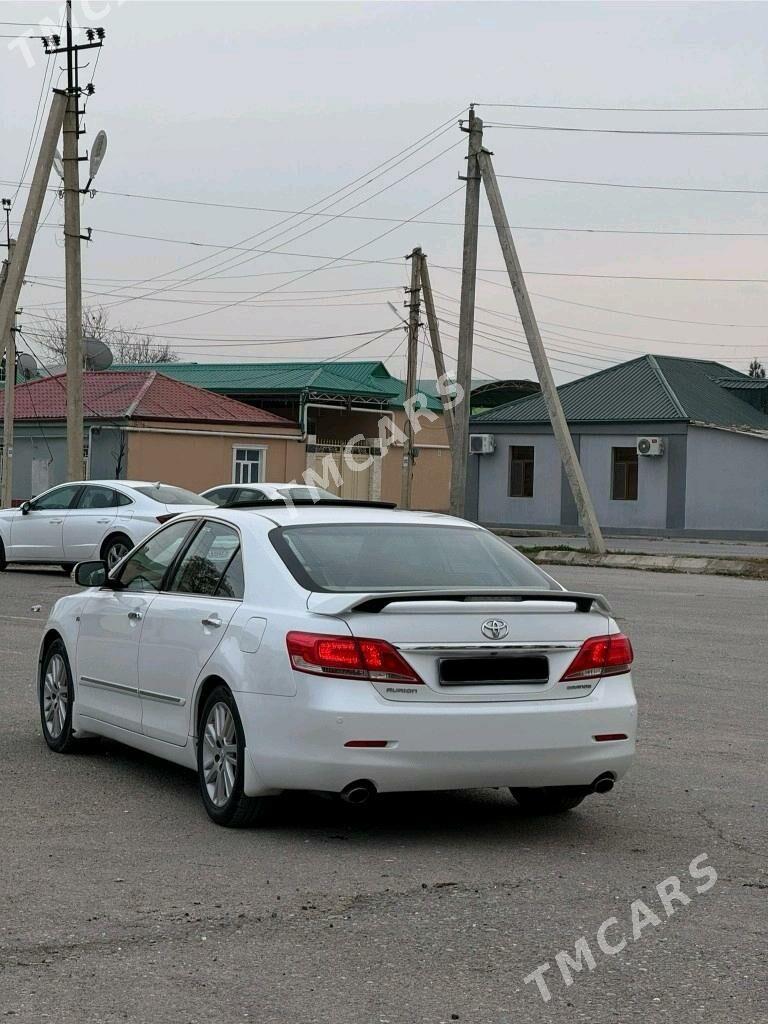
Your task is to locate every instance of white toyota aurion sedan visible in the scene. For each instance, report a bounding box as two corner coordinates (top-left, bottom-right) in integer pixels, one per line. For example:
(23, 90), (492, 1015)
(0, 480), (212, 572)
(38, 501), (637, 827)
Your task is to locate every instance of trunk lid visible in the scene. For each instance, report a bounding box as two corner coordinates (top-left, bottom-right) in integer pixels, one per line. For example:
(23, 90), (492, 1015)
(306, 590), (614, 703)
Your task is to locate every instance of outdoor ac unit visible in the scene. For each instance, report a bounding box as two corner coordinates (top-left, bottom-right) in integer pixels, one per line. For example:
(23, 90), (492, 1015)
(636, 436), (664, 457)
(469, 433), (496, 455)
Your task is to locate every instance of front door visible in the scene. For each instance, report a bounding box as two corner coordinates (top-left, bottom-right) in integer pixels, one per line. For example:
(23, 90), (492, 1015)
(9, 483), (82, 561)
(138, 520), (244, 746)
(75, 517), (199, 732)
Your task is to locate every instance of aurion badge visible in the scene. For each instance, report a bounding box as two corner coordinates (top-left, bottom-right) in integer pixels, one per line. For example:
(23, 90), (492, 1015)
(481, 618), (509, 640)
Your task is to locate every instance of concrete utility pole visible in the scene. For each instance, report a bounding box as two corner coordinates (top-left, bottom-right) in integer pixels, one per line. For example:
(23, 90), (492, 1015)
(44, 4), (105, 480)
(478, 149), (606, 555)
(418, 252), (454, 448)
(0, 91), (67, 369)
(400, 246), (422, 509)
(449, 108), (483, 518)
(1, 240), (17, 509)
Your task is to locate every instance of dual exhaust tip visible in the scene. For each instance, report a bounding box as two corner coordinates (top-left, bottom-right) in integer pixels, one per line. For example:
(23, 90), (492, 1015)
(339, 774), (615, 805)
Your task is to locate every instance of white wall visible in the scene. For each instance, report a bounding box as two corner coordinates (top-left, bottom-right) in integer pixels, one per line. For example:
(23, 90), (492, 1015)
(477, 433), (562, 525)
(685, 426), (768, 531)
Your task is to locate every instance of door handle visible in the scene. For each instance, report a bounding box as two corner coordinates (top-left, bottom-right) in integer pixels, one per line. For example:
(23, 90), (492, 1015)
(48, 519), (64, 525)
(96, 518), (110, 524)
(201, 614), (222, 628)
(128, 610), (143, 621)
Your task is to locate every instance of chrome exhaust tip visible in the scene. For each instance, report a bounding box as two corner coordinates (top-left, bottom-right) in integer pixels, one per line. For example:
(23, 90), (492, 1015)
(340, 780), (377, 806)
(591, 773), (615, 795)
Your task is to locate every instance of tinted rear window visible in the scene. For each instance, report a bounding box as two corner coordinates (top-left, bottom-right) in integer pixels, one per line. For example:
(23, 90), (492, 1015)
(133, 485), (213, 505)
(272, 524), (556, 592)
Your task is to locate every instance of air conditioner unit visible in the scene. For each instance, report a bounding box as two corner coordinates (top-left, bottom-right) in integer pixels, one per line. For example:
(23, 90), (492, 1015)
(469, 433), (496, 455)
(636, 436), (664, 457)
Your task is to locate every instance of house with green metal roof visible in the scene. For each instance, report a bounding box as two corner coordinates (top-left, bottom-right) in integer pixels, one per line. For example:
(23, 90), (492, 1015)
(467, 354), (768, 538)
(113, 360), (454, 510)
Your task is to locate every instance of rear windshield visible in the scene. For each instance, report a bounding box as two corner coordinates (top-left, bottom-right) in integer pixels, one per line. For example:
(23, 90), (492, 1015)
(133, 485), (213, 505)
(272, 524), (556, 592)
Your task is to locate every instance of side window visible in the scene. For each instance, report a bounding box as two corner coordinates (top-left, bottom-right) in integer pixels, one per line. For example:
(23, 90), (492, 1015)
(235, 488), (263, 502)
(205, 487), (234, 505)
(77, 486), (119, 510)
(117, 520), (197, 592)
(32, 484), (82, 511)
(217, 549), (244, 600)
(169, 521), (243, 598)
(233, 446), (265, 485)
(115, 491), (133, 507)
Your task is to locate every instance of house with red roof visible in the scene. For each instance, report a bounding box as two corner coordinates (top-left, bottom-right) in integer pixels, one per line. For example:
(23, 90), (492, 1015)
(0, 371), (302, 502)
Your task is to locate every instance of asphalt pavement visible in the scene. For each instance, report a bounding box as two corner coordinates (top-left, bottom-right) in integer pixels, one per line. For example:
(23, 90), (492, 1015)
(1, 565), (766, 1023)
(500, 533), (768, 560)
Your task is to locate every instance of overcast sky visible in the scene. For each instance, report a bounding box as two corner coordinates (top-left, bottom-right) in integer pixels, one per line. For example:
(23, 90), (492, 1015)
(3, 0), (768, 382)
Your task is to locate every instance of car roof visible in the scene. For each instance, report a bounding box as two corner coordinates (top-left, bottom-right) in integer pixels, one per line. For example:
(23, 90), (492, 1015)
(196, 505), (482, 529)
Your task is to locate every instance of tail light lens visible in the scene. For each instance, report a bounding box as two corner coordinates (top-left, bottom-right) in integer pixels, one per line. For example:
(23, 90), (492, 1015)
(286, 631), (423, 684)
(561, 633), (634, 682)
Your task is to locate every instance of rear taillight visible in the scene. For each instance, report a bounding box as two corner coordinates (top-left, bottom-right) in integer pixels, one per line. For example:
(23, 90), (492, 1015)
(560, 633), (634, 682)
(286, 631), (423, 684)
(156, 513), (178, 524)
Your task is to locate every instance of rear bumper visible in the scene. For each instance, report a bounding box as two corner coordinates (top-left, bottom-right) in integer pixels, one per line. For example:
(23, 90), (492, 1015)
(236, 675), (638, 795)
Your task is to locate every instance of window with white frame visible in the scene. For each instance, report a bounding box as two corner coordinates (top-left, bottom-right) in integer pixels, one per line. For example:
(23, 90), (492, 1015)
(232, 446), (266, 484)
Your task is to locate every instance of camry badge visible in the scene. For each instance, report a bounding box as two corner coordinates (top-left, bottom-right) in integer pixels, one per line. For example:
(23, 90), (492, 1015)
(481, 618), (509, 640)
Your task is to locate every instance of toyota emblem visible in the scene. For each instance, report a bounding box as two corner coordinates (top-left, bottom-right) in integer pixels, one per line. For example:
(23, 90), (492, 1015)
(481, 618), (509, 640)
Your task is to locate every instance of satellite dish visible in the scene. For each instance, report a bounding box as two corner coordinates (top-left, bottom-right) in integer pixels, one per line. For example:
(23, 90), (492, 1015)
(89, 131), (108, 181)
(17, 352), (38, 378)
(53, 149), (64, 181)
(84, 337), (113, 370)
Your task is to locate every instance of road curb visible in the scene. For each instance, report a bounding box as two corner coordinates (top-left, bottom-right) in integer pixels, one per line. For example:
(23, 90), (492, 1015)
(525, 549), (768, 580)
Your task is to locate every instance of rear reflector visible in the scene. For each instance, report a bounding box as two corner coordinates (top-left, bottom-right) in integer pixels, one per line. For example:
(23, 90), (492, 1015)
(286, 631), (423, 684)
(593, 733), (629, 742)
(560, 633), (634, 682)
(344, 740), (389, 748)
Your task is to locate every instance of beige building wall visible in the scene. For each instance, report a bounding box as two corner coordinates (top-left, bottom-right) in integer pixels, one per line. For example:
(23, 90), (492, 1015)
(379, 410), (452, 512)
(125, 421), (305, 492)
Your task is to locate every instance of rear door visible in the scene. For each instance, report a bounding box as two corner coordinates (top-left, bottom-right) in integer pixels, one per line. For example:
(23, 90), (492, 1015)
(137, 520), (243, 746)
(63, 485), (120, 562)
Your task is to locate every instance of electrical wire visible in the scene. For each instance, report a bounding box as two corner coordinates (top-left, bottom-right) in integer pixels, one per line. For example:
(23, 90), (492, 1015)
(494, 172), (768, 196)
(476, 102), (768, 112)
(482, 121), (768, 136)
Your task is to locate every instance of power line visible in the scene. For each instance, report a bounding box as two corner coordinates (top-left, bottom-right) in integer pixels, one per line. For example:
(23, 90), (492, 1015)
(476, 102), (768, 112)
(495, 172), (768, 196)
(483, 121), (768, 136)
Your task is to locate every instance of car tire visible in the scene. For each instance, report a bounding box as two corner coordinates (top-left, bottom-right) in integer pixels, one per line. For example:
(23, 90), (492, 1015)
(61, 563), (75, 574)
(101, 533), (132, 572)
(197, 685), (269, 828)
(39, 638), (79, 753)
(510, 786), (588, 814)
(0, 539), (6, 571)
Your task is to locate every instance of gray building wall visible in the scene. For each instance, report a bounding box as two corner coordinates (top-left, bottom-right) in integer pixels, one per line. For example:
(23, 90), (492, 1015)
(477, 432), (563, 526)
(685, 425), (768, 532)
(3, 423), (126, 504)
(579, 433), (668, 530)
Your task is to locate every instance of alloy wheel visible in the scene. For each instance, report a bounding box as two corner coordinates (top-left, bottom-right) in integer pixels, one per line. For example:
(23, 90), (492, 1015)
(202, 702), (238, 808)
(43, 653), (69, 740)
(107, 542), (129, 569)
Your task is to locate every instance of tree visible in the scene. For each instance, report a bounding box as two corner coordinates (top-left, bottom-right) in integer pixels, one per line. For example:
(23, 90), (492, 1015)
(748, 358), (766, 379)
(34, 306), (179, 367)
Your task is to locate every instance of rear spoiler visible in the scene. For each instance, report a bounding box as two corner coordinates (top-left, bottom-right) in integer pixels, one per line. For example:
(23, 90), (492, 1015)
(308, 588), (612, 616)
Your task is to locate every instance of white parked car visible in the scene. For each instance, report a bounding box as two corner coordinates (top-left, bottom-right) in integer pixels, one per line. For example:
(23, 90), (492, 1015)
(201, 482), (338, 506)
(0, 480), (212, 572)
(37, 503), (637, 827)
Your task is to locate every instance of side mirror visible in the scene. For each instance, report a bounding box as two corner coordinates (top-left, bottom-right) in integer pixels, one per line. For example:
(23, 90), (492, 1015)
(20, 501), (31, 515)
(74, 560), (108, 588)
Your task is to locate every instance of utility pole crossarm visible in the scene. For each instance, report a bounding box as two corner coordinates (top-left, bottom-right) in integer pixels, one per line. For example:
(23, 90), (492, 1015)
(477, 149), (606, 555)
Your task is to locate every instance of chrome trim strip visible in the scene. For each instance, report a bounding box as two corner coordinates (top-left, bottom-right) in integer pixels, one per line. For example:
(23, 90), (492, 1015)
(138, 688), (186, 707)
(79, 675), (138, 696)
(395, 641), (582, 653)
